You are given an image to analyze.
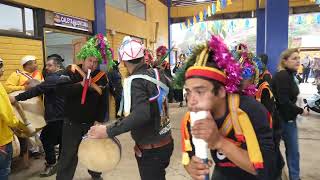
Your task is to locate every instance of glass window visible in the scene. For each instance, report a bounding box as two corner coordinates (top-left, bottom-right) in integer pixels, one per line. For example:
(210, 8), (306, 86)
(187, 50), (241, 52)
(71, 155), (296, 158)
(0, 4), (23, 33)
(0, 3), (35, 36)
(106, 0), (127, 11)
(128, 0), (146, 20)
(24, 8), (35, 36)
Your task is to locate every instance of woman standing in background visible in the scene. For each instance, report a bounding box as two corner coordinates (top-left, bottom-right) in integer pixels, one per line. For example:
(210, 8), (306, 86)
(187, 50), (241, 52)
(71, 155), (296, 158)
(272, 48), (308, 180)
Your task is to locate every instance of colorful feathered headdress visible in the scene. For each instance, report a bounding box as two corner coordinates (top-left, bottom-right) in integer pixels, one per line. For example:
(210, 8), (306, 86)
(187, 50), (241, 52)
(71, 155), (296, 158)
(77, 33), (114, 70)
(232, 43), (265, 96)
(156, 46), (168, 57)
(174, 35), (242, 93)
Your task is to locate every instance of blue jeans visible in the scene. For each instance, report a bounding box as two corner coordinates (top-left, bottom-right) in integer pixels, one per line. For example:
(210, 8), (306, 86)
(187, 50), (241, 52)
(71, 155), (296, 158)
(281, 120), (300, 180)
(0, 142), (13, 180)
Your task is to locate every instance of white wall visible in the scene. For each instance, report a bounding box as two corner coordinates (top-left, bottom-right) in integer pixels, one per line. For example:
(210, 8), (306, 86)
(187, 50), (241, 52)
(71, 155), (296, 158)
(46, 45), (73, 66)
(45, 31), (87, 66)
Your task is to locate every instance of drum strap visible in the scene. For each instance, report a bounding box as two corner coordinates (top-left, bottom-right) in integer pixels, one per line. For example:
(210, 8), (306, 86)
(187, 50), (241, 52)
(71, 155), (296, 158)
(16, 70), (33, 79)
(118, 68), (169, 117)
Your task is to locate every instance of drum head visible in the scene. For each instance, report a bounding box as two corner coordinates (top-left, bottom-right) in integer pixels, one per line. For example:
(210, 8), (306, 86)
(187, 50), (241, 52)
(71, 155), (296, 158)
(78, 137), (121, 172)
(10, 91), (46, 136)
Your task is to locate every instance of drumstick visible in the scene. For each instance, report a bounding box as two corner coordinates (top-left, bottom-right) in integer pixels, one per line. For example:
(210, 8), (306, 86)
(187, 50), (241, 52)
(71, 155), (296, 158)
(13, 102), (34, 135)
(13, 102), (31, 125)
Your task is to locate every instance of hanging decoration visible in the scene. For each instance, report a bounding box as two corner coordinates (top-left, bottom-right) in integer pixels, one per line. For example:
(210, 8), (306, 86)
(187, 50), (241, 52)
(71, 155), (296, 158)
(199, 11), (204, 22)
(180, 0), (233, 30)
(203, 9), (207, 20)
(221, 0), (227, 9)
(317, 14), (320, 24)
(187, 19), (191, 27)
(216, 0), (222, 12)
(207, 5), (212, 17)
(245, 19), (250, 29)
(196, 14), (200, 22)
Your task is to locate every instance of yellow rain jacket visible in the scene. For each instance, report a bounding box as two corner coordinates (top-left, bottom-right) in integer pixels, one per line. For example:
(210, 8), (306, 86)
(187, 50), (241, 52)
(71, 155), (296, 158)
(0, 82), (20, 146)
(4, 69), (43, 93)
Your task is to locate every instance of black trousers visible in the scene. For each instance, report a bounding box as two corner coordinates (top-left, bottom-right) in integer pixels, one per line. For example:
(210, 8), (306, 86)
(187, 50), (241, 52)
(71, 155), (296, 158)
(173, 89), (183, 102)
(302, 68), (311, 83)
(40, 120), (63, 165)
(56, 120), (101, 180)
(168, 88), (174, 103)
(135, 141), (173, 180)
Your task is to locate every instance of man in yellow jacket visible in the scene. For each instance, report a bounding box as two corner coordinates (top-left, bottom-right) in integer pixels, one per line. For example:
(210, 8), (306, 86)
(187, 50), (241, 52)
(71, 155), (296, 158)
(4, 55), (43, 158)
(4, 55), (43, 93)
(0, 58), (21, 180)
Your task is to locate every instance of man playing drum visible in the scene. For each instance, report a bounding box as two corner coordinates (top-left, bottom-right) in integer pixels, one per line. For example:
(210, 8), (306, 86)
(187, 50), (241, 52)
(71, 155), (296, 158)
(10, 55), (65, 177)
(55, 34), (112, 180)
(0, 58), (24, 180)
(4, 55), (44, 158)
(88, 36), (174, 180)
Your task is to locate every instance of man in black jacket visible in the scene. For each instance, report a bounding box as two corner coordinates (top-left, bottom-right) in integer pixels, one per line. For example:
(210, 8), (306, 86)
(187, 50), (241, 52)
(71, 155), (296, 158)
(107, 61), (123, 118)
(88, 36), (173, 180)
(10, 55), (65, 177)
(55, 34), (111, 180)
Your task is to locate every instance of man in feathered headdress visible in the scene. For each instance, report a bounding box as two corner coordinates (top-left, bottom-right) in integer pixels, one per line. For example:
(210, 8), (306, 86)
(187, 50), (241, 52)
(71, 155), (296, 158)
(56, 33), (112, 180)
(176, 35), (275, 179)
(88, 36), (173, 180)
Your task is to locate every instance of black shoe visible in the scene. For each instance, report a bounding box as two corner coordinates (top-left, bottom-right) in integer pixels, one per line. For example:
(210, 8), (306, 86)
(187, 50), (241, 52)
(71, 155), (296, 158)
(40, 163), (57, 177)
(179, 102), (183, 107)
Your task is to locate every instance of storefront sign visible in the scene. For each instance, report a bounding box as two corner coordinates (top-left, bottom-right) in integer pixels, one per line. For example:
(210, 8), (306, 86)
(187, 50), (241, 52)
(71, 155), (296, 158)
(53, 13), (89, 32)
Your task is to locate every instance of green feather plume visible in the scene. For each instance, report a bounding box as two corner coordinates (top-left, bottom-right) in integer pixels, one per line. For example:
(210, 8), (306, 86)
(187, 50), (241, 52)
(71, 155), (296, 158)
(173, 44), (207, 89)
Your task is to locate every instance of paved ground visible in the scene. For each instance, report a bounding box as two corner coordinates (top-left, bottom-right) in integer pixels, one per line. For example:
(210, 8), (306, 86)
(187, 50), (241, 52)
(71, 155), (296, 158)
(9, 82), (320, 180)
(282, 82), (320, 180)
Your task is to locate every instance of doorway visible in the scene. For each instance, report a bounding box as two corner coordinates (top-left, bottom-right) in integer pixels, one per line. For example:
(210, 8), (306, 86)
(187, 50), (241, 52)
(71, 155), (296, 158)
(44, 28), (89, 66)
